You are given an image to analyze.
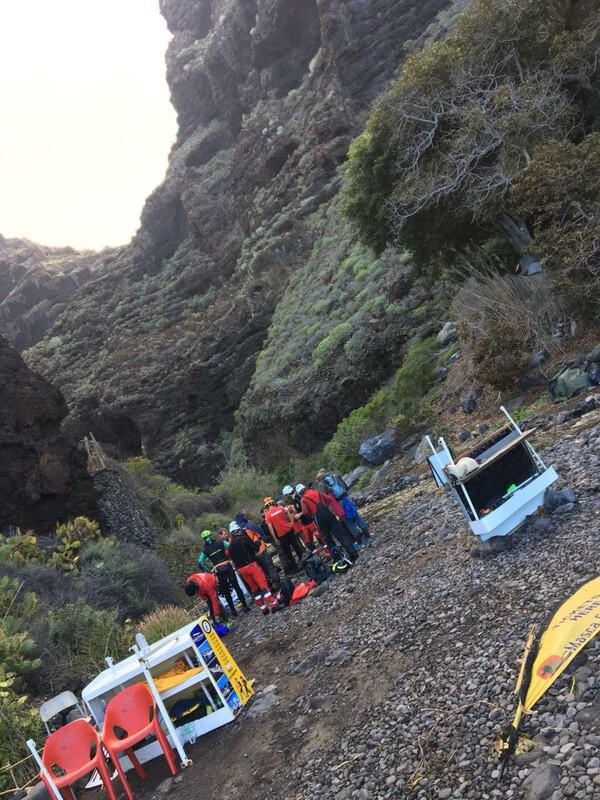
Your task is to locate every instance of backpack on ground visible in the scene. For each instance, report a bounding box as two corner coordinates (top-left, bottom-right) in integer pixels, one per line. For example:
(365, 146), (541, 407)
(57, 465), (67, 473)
(302, 553), (331, 584)
(323, 473), (347, 499)
(329, 545), (353, 573)
(279, 577), (295, 606)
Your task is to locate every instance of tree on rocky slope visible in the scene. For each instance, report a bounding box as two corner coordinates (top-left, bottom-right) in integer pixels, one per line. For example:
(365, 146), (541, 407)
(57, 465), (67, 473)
(342, 0), (600, 273)
(510, 133), (600, 318)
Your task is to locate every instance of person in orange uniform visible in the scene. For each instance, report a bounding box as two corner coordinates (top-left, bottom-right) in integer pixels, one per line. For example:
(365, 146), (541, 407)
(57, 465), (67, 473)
(234, 513), (280, 591)
(184, 572), (227, 623)
(263, 497), (304, 573)
(226, 522), (283, 615)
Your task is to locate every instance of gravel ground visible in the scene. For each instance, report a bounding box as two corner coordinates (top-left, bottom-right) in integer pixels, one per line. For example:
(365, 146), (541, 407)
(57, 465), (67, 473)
(126, 412), (600, 800)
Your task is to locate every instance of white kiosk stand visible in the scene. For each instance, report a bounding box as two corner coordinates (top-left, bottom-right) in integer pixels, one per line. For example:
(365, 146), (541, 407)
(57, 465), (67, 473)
(426, 406), (558, 542)
(81, 618), (252, 770)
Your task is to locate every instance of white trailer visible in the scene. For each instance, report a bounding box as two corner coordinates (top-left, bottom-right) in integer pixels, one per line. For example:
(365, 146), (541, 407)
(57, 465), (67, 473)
(426, 406), (558, 542)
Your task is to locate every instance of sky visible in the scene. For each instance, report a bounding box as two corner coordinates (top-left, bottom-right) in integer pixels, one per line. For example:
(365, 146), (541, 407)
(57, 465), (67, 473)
(0, 0), (178, 250)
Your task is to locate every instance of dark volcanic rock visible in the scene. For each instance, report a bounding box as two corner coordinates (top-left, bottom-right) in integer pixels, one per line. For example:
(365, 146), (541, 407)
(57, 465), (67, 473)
(358, 429), (399, 465)
(0, 334), (99, 531)
(0, 0), (455, 484)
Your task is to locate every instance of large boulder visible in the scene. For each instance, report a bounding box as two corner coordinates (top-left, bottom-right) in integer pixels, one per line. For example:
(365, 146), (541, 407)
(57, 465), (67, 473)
(358, 428), (399, 465)
(437, 322), (458, 346)
(0, 334), (99, 531)
(342, 465), (368, 488)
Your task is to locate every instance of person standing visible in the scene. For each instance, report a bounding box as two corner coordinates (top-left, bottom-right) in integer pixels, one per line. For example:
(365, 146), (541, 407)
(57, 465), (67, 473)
(234, 514), (281, 591)
(296, 483), (358, 562)
(184, 572), (228, 624)
(197, 529), (250, 616)
(315, 470), (371, 546)
(263, 497), (304, 573)
(226, 522), (283, 616)
(282, 485), (327, 556)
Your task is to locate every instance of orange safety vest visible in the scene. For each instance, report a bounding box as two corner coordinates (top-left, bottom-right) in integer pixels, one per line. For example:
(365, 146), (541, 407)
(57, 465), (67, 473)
(243, 527), (266, 554)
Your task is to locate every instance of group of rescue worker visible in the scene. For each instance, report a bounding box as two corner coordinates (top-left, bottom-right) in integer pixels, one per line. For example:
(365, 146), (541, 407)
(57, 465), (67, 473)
(184, 470), (371, 622)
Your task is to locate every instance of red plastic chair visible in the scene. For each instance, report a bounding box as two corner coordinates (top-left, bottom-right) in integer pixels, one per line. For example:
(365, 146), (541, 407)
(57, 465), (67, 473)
(40, 718), (120, 800)
(101, 683), (177, 800)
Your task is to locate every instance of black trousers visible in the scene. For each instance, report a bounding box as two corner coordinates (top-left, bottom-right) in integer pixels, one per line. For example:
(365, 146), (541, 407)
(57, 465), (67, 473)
(256, 550), (281, 591)
(215, 563), (249, 613)
(315, 509), (358, 561)
(278, 531), (304, 566)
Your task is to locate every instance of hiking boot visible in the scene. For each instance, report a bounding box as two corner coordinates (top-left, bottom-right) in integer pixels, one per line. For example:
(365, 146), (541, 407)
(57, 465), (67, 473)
(270, 604), (284, 614)
(243, 606), (251, 613)
(354, 541), (365, 550)
(364, 536), (373, 545)
(231, 609), (239, 617)
(262, 608), (271, 616)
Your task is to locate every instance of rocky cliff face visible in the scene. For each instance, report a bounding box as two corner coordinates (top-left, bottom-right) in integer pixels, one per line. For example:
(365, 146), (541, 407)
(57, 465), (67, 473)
(0, 334), (99, 531)
(0, 0), (457, 484)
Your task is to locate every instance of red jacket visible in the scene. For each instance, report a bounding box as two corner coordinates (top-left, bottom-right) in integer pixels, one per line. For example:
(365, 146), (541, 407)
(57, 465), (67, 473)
(264, 504), (293, 537)
(186, 572), (218, 598)
(301, 489), (335, 519)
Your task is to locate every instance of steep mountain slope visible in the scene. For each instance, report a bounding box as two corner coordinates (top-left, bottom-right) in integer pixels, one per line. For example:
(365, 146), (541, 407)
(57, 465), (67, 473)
(0, 0), (458, 485)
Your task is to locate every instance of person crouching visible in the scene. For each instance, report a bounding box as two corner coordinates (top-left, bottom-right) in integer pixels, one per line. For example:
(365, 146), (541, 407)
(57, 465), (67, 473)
(184, 572), (229, 625)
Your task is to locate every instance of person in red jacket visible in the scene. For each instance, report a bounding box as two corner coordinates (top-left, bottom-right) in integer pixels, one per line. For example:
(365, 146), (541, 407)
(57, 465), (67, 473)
(184, 571), (228, 624)
(297, 483), (358, 562)
(263, 497), (304, 572)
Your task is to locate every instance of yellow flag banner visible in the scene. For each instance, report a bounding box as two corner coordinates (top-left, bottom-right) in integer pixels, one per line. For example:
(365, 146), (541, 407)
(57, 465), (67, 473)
(523, 576), (600, 711)
(191, 617), (254, 708)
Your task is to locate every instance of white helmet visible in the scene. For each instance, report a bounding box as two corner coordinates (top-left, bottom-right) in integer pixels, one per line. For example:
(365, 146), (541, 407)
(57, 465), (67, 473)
(282, 485), (294, 496)
(228, 521), (241, 533)
(294, 483), (306, 495)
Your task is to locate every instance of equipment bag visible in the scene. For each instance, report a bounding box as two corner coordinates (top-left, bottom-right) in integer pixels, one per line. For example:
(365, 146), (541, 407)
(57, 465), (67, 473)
(302, 553), (332, 584)
(329, 545), (353, 574)
(324, 474), (347, 499)
(279, 577), (295, 606)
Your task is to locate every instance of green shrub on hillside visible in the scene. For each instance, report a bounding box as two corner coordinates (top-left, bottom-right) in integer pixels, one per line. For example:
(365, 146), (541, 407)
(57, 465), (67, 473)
(48, 516), (101, 573)
(0, 682), (43, 792)
(0, 578), (41, 691)
(156, 529), (200, 584)
(312, 322), (353, 366)
(125, 457), (216, 531)
(0, 534), (45, 566)
(323, 337), (439, 471)
(390, 336), (439, 417)
(139, 605), (191, 645)
(211, 466), (277, 518)
(30, 599), (132, 694)
(79, 539), (179, 622)
(342, 0), (600, 269)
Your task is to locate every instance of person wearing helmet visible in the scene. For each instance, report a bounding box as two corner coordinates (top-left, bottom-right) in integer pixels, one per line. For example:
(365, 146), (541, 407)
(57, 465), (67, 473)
(283, 485), (326, 556)
(296, 483), (358, 563)
(184, 572), (228, 625)
(225, 522), (283, 615)
(197, 529), (250, 616)
(235, 513), (281, 591)
(263, 496), (304, 573)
